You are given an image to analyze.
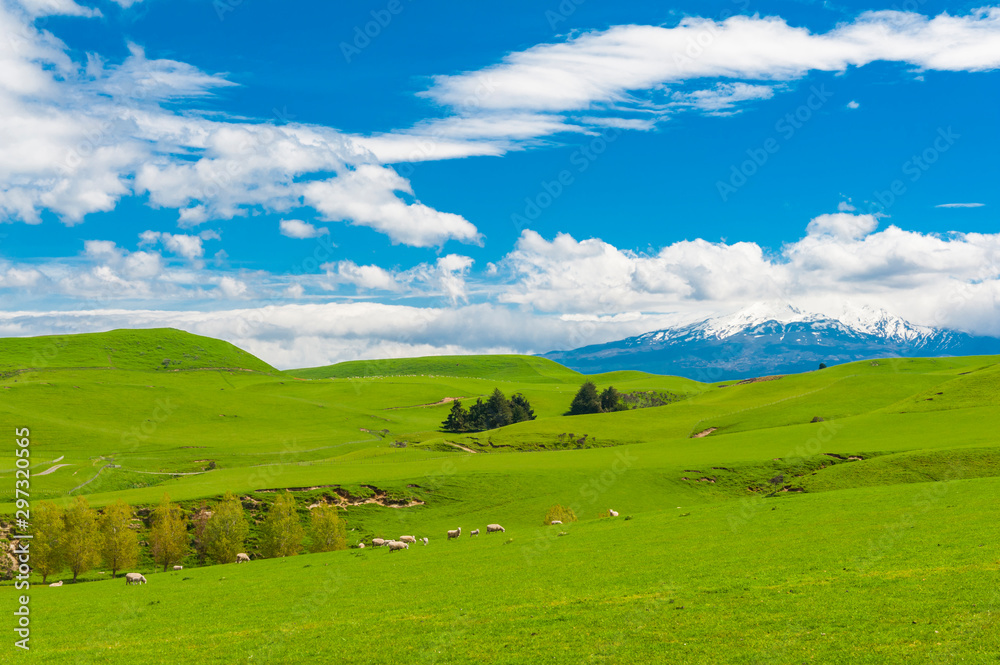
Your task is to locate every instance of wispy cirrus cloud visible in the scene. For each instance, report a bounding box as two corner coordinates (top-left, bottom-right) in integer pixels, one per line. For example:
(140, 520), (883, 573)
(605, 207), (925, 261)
(935, 202), (985, 208)
(367, 8), (1000, 160)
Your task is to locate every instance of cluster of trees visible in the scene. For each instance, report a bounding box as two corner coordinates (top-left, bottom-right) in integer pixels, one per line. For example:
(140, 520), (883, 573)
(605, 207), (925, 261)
(441, 388), (536, 432)
(28, 492), (346, 582)
(568, 381), (680, 415)
(568, 382), (625, 415)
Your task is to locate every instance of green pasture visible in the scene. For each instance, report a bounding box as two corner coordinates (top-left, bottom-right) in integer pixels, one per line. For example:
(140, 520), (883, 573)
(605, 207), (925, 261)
(1, 329), (999, 663)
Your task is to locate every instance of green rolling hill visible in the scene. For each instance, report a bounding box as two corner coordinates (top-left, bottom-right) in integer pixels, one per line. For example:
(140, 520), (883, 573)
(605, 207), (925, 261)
(1, 329), (998, 663)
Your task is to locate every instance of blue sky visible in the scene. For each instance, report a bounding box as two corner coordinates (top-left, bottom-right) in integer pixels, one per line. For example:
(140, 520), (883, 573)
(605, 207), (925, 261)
(0, 0), (997, 367)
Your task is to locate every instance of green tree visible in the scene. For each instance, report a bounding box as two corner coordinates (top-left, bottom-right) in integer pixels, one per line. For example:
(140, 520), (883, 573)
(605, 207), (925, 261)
(204, 492), (250, 564)
(100, 499), (139, 579)
(569, 381), (602, 415)
(259, 493), (304, 558)
(467, 398), (489, 432)
(442, 400), (469, 433)
(309, 504), (347, 553)
(32, 501), (65, 583)
(600, 386), (623, 412)
(190, 502), (212, 564)
(150, 493), (189, 572)
(63, 496), (101, 582)
(509, 392), (536, 423)
(485, 388), (513, 429)
(818, 363), (827, 370)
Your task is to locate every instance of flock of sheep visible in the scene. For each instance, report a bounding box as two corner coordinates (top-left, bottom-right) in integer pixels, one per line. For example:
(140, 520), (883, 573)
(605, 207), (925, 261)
(118, 512), (619, 583)
(363, 523), (506, 552)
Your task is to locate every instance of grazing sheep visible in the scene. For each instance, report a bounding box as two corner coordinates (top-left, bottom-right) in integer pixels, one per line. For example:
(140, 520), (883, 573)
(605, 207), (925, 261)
(372, 538), (386, 547)
(400, 535), (416, 544)
(486, 524), (505, 533)
(236, 553), (250, 563)
(470, 529), (480, 536)
(421, 537), (429, 546)
(125, 573), (147, 585)
(447, 528), (461, 539)
(550, 520), (562, 525)
(609, 509), (619, 517)
(357, 542), (366, 549)
(49, 581), (63, 587)
(173, 565), (183, 571)
(387, 541), (409, 552)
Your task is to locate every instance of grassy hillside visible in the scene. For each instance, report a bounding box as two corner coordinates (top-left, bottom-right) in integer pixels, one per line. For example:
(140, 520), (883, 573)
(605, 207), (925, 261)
(290, 354), (583, 382)
(0, 328), (277, 373)
(3, 329), (1000, 663)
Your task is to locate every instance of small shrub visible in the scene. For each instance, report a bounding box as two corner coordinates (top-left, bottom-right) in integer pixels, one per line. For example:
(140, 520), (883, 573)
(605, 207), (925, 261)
(544, 504), (577, 525)
(624, 515), (633, 521)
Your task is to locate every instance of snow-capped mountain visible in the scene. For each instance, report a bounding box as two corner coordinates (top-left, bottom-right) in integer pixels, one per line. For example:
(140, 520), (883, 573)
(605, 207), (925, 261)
(543, 302), (1000, 380)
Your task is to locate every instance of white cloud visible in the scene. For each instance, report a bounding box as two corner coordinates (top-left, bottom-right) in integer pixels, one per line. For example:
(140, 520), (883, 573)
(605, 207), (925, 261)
(279, 219), (329, 239)
(846, 100), (860, 109)
(18, 0), (100, 18)
(321, 254), (475, 303)
(426, 10), (1000, 115)
(837, 200), (856, 212)
(323, 260), (401, 292)
(382, 8), (1000, 156)
(0, 5), (478, 247)
(138, 231), (206, 261)
(936, 202), (985, 208)
(217, 276), (249, 299)
(303, 165), (482, 247)
(804, 212), (878, 241)
(673, 82), (776, 114)
(496, 216), (1000, 338)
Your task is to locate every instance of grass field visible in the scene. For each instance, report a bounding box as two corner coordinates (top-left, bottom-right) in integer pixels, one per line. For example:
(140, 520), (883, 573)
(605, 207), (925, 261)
(1, 329), (999, 663)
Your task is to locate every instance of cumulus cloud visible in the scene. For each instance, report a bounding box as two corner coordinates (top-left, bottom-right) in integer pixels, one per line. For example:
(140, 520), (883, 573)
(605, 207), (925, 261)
(323, 260), (401, 292)
(217, 276), (249, 299)
(322, 254), (475, 303)
(279, 219), (328, 239)
(496, 214), (1000, 338)
(804, 212), (879, 241)
(0, 4), (478, 247)
(138, 231), (207, 263)
(302, 165), (482, 247)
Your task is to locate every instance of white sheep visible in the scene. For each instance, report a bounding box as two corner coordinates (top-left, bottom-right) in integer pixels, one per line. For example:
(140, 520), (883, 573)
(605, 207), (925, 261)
(372, 538), (386, 547)
(609, 509), (619, 517)
(49, 581), (63, 587)
(236, 553), (250, 563)
(420, 537), (429, 546)
(173, 565), (183, 570)
(550, 520), (562, 525)
(447, 528), (461, 539)
(470, 529), (480, 536)
(125, 573), (147, 585)
(400, 535), (416, 544)
(357, 542), (366, 549)
(486, 524), (505, 533)
(387, 541), (409, 552)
